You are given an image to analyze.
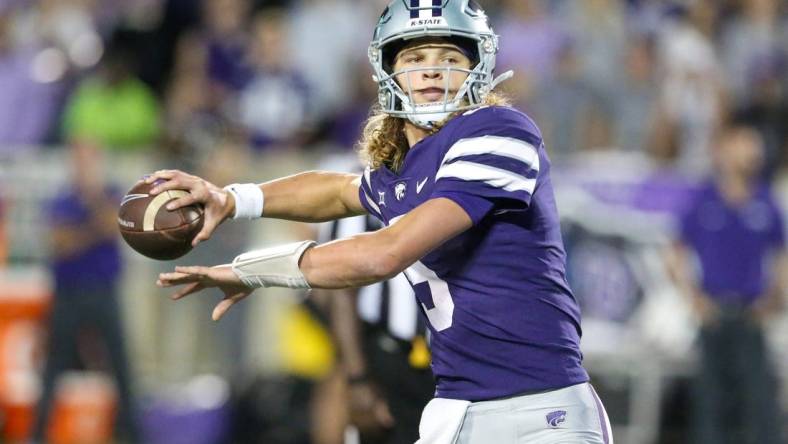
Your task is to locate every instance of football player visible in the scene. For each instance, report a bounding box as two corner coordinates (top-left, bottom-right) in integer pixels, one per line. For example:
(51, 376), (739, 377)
(150, 1), (612, 442)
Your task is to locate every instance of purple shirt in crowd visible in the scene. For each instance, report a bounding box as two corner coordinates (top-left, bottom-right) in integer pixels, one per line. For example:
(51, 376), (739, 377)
(0, 47), (64, 150)
(680, 181), (785, 306)
(358, 106), (588, 401)
(48, 188), (121, 291)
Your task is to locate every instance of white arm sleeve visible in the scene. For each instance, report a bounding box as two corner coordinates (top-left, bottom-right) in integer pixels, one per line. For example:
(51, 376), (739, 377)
(231, 240), (316, 289)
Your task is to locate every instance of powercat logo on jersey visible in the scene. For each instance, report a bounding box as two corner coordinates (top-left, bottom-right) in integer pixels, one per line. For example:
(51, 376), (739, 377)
(395, 182), (407, 201)
(408, 0), (446, 27)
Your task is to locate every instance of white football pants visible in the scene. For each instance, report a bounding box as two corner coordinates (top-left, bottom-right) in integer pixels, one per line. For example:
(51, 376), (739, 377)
(418, 382), (613, 444)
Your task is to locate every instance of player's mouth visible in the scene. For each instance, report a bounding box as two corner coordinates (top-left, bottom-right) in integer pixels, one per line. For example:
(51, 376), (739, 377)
(415, 87), (453, 102)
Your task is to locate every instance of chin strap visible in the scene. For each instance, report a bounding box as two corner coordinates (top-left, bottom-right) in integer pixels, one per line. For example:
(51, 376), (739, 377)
(403, 101), (458, 129)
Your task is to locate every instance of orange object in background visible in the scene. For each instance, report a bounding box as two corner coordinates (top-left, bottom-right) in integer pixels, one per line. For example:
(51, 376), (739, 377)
(48, 372), (117, 444)
(0, 268), (118, 443)
(0, 268), (51, 441)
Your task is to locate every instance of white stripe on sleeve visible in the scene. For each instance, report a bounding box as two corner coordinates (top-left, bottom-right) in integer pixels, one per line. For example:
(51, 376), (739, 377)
(361, 166), (382, 216)
(363, 166), (373, 189)
(363, 191), (382, 216)
(441, 136), (540, 173)
(436, 160), (537, 194)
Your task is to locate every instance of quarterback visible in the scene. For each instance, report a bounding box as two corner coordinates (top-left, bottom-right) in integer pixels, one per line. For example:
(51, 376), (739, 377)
(151, 1), (612, 442)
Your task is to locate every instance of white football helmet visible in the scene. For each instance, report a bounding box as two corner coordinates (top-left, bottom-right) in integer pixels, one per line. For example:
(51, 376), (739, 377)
(369, 0), (512, 128)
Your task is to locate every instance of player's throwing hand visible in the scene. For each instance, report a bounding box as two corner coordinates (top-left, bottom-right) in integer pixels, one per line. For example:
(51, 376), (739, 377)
(145, 170), (235, 246)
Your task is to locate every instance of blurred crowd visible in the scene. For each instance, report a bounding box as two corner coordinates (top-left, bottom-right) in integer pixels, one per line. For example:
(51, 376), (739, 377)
(0, 0), (784, 175)
(1, 0), (787, 443)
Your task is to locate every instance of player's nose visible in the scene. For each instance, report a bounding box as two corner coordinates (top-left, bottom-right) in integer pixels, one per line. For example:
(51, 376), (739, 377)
(422, 68), (443, 80)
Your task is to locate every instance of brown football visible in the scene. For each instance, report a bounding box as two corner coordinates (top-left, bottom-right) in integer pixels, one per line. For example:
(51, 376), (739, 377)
(117, 180), (204, 260)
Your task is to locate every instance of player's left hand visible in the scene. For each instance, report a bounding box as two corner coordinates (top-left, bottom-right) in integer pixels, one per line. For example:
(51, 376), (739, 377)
(157, 265), (252, 321)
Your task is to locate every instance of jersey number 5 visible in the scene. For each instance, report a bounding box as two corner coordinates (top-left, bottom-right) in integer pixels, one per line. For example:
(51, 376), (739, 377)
(404, 261), (454, 331)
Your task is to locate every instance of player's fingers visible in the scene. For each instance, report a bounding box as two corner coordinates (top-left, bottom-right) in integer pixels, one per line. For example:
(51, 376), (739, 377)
(174, 265), (212, 277)
(156, 271), (196, 286)
(144, 170), (178, 183)
(192, 220), (219, 247)
(149, 176), (194, 195)
(165, 193), (199, 211)
(212, 291), (247, 321)
(211, 299), (234, 321)
(171, 281), (204, 300)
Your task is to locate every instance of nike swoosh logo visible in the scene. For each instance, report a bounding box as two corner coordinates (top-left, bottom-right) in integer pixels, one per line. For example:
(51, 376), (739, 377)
(416, 177), (429, 194)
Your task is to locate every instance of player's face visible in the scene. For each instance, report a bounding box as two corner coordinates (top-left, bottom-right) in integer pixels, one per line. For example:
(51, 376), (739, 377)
(392, 43), (472, 105)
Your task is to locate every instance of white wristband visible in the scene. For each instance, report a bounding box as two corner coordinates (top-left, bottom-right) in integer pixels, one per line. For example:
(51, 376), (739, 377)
(231, 240), (316, 289)
(224, 183), (264, 219)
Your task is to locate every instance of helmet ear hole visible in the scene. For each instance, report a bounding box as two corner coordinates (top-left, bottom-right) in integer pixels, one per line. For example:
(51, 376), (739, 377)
(392, 93), (403, 110)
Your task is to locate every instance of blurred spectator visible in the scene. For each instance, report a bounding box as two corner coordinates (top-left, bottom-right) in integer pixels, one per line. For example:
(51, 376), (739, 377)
(235, 8), (314, 150)
(138, 0), (202, 95)
(720, 0), (788, 175)
(160, 0), (253, 160)
(61, 31), (161, 150)
(651, 5), (726, 173)
(667, 121), (786, 444)
(625, 0), (671, 36)
(0, 7), (67, 151)
(200, 0), (253, 94)
(557, 0), (626, 94)
(328, 59), (377, 150)
(32, 141), (140, 443)
(163, 31), (228, 161)
(720, 0), (784, 107)
(530, 41), (596, 157)
(611, 33), (659, 152)
(12, 0), (103, 63)
(494, 0), (567, 105)
(734, 69), (788, 178)
(288, 0), (373, 120)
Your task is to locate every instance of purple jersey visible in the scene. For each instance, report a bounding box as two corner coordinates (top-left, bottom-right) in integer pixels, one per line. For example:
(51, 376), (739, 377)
(358, 106), (588, 401)
(679, 181), (785, 305)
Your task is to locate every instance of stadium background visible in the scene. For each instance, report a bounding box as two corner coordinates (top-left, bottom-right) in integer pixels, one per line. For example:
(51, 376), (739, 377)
(0, 0), (786, 442)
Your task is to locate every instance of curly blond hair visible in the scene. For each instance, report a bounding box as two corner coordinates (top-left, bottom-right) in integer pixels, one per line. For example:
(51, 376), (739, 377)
(358, 93), (510, 172)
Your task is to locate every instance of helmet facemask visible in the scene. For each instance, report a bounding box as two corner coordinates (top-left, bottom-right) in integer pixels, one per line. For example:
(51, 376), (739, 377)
(371, 35), (499, 128)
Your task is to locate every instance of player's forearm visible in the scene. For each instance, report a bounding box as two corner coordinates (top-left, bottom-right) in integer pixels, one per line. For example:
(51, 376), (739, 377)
(300, 198), (472, 289)
(300, 231), (407, 289)
(260, 171), (363, 222)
